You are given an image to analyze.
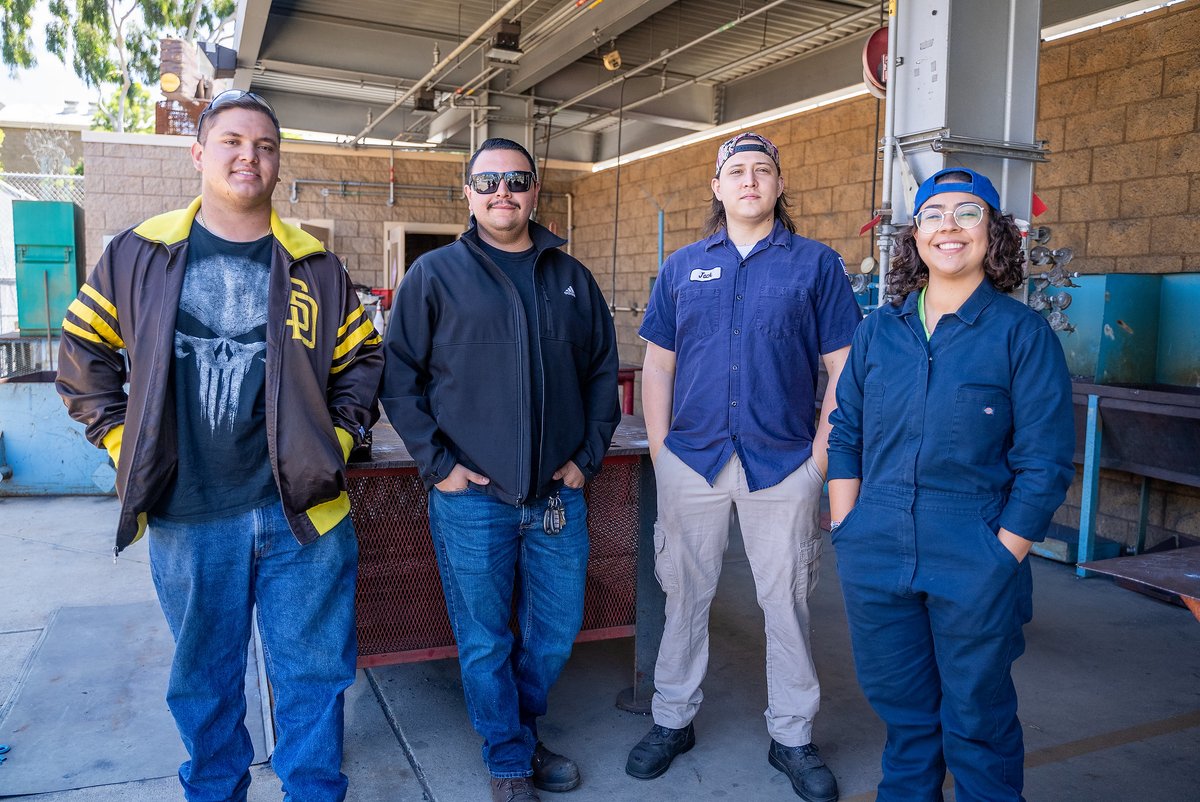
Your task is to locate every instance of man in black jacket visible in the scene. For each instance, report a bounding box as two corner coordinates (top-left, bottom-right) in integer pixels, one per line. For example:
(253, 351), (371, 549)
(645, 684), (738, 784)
(382, 138), (619, 802)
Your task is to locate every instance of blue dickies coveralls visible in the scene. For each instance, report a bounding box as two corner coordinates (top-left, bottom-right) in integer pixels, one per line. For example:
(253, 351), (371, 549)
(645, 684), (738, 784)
(827, 279), (1075, 802)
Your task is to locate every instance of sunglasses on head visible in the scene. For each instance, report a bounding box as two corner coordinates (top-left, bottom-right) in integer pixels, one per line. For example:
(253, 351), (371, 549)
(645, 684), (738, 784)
(467, 170), (536, 194)
(196, 89), (280, 140)
(914, 202), (986, 233)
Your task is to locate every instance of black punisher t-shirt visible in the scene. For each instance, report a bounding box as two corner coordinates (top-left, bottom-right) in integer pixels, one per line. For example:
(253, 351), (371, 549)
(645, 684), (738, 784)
(154, 222), (278, 521)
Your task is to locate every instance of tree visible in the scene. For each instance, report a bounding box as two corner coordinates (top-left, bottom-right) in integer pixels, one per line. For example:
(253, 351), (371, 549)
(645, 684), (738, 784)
(1, 1), (235, 133)
(25, 124), (74, 173)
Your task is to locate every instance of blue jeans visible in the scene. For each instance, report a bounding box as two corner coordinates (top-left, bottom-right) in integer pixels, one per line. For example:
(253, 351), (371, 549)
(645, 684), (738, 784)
(428, 485), (589, 777)
(149, 500), (359, 802)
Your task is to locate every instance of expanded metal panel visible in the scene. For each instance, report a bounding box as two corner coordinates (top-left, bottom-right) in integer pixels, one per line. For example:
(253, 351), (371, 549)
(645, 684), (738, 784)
(349, 456), (642, 666)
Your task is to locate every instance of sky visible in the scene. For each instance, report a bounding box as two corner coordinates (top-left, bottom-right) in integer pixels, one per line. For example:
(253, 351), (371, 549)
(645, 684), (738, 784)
(0, 5), (98, 119)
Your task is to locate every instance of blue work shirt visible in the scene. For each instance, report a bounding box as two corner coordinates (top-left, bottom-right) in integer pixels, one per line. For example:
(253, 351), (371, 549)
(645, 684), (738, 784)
(640, 220), (862, 491)
(827, 279), (1076, 541)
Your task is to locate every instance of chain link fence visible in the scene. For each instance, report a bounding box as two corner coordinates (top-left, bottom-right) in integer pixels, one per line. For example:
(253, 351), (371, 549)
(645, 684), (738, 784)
(0, 173), (85, 205)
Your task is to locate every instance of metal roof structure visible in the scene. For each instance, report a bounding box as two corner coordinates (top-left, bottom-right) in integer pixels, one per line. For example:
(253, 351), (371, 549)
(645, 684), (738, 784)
(230, 0), (1143, 161)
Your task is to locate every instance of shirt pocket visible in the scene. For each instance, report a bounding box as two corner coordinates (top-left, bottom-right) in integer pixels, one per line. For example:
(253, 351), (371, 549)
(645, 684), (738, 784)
(950, 386), (1013, 465)
(753, 285), (808, 339)
(678, 286), (721, 339)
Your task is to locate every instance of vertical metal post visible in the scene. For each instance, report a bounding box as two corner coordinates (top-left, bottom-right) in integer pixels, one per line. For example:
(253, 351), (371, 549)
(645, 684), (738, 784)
(657, 209), (664, 268)
(43, 270), (54, 372)
(1077, 394), (1102, 577)
(1134, 476), (1151, 555)
(617, 455), (663, 713)
(877, 0), (899, 292)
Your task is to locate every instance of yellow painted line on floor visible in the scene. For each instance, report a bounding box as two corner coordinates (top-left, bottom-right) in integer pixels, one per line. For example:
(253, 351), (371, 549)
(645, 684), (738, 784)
(838, 709), (1200, 802)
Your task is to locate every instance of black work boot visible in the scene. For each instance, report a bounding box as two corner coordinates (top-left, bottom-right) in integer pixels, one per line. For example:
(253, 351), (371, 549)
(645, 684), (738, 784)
(490, 775), (540, 802)
(768, 740), (839, 802)
(531, 741), (581, 792)
(625, 723), (696, 779)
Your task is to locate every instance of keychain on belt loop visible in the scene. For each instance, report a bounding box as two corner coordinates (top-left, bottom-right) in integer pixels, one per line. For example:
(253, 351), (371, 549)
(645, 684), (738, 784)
(544, 493), (566, 534)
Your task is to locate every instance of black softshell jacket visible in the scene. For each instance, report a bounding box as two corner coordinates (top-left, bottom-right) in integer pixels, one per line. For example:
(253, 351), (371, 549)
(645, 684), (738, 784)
(381, 220), (620, 504)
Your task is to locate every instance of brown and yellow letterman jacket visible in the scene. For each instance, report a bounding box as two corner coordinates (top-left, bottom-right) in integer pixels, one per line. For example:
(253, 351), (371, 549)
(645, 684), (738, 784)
(56, 197), (383, 555)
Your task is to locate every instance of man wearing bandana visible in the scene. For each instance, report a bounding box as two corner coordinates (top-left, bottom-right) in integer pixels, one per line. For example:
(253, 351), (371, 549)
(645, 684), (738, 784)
(626, 132), (861, 801)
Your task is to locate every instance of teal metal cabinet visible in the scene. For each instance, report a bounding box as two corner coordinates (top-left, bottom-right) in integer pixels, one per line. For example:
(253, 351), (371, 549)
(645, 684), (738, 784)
(1157, 274), (1200, 388)
(12, 201), (86, 335)
(1056, 274), (1162, 385)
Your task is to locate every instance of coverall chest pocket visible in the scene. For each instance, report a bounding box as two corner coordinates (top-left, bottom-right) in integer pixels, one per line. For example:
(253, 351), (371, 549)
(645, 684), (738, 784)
(678, 286), (721, 339)
(753, 285), (808, 339)
(950, 386), (1012, 465)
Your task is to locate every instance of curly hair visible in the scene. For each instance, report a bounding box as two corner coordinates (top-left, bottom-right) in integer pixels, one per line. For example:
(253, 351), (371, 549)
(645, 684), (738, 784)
(701, 192), (797, 238)
(886, 210), (1025, 304)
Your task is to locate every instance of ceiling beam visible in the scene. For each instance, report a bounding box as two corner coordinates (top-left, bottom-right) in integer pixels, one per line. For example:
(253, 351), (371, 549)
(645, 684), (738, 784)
(503, 0), (677, 95)
(232, 0), (272, 90)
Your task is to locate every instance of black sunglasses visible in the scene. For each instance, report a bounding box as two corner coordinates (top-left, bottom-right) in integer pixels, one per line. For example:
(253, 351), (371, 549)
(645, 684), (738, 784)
(467, 170), (536, 194)
(196, 89), (281, 140)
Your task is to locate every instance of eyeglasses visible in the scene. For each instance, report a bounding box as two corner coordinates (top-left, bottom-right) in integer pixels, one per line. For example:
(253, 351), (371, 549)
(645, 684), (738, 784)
(914, 202), (986, 233)
(196, 89), (280, 140)
(467, 170), (536, 194)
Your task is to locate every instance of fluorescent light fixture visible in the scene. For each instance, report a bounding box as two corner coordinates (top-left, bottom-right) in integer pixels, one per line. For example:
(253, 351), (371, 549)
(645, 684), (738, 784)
(1042, 0), (1186, 41)
(591, 85), (869, 173)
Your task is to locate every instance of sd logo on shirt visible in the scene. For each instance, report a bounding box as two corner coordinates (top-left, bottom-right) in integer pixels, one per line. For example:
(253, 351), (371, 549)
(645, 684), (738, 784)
(690, 267), (722, 282)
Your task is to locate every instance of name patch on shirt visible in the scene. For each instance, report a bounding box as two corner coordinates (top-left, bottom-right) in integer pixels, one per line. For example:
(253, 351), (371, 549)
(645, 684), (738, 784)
(690, 267), (722, 282)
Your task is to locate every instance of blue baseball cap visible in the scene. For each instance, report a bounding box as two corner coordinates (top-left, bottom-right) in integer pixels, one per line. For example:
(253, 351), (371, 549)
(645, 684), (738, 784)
(913, 167), (1002, 213)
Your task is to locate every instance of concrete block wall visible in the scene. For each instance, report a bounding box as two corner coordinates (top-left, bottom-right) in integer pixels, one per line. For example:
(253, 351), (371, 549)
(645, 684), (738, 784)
(1034, 1), (1200, 276)
(82, 136), (582, 289)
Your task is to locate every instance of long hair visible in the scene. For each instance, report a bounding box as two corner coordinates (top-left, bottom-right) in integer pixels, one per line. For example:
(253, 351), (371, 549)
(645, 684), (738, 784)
(701, 192), (797, 238)
(886, 211), (1025, 304)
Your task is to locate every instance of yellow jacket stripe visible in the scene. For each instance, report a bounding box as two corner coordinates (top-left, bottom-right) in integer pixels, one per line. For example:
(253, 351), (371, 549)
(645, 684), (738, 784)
(68, 299), (125, 349)
(81, 282), (119, 319)
(62, 319), (103, 344)
(333, 318), (377, 361)
(337, 305), (364, 338)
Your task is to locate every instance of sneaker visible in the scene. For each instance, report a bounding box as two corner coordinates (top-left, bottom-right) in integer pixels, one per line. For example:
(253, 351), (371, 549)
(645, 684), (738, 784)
(625, 723), (696, 780)
(491, 776), (540, 802)
(768, 740), (838, 802)
(531, 741), (581, 792)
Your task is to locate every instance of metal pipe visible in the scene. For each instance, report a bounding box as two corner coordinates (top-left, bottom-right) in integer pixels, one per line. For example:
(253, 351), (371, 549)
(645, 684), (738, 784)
(544, 4), (880, 141)
(352, 0), (523, 144)
(565, 191), (573, 256)
(546, 0), (794, 118)
(289, 177), (560, 202)
(658, 208), (664, 268)
(43, 270), (53, 372)
(877, 0), (900, 298)
(388, 148), (395, 207)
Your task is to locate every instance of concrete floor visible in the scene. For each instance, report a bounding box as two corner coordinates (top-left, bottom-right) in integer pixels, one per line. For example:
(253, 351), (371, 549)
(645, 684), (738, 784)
(1, 494), (1198, 801)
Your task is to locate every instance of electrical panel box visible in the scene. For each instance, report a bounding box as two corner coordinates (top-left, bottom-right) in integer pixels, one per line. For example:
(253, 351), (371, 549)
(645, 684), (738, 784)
(12, 201), (86, 336)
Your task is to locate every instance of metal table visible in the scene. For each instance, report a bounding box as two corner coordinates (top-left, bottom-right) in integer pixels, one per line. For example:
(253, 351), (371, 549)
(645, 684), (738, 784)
(346, 416), (663, 710)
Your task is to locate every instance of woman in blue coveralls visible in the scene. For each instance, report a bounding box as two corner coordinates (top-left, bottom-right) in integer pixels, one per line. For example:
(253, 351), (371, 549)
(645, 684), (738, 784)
(826, 168), (1075, 802)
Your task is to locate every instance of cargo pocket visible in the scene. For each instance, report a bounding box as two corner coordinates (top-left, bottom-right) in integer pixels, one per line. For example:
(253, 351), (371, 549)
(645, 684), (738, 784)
(652, 521), (680, 594)
(796, 535), (821, 600)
